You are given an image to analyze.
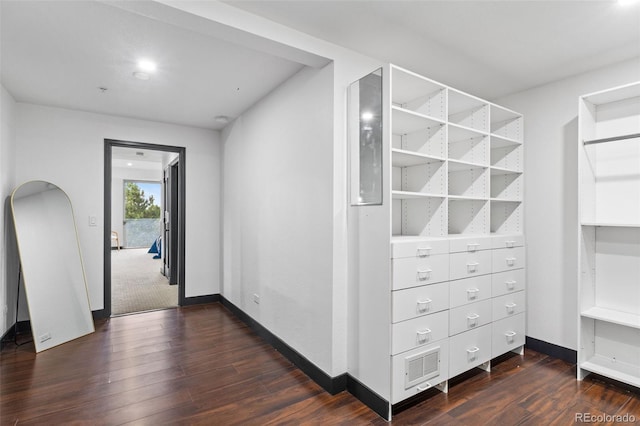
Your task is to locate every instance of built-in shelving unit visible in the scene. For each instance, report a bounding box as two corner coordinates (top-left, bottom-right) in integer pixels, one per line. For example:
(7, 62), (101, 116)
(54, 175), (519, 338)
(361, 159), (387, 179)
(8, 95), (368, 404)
(348, 64), (525, 420)
(577, 81), (640, 389)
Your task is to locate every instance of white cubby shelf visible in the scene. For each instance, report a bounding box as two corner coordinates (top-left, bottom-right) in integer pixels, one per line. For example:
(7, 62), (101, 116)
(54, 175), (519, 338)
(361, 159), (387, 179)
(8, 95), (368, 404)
(392, 106), (445, 135)
(392, 191), (445, 200)
(448, 89), (488, 130)
(392, 149), (445, 167)
(580, 356), (640, 388)
(491, 134), (521, 149)
(581, 307), (640, 329)
(388, 65), (524, 237)
(392, 65), (447, 121)
(490, 104), (522, 143)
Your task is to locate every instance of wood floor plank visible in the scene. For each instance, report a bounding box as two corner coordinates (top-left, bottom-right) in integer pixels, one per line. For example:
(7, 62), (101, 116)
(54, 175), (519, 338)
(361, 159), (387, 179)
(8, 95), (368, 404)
(578, 379), (634, 415)
(445, 358), (572, 424)
(174, 379), (324, 425)
(2, 302), (639, 425)
(259, 390), (375, 425)
(5, 375), (190, 424)
(516, 371), (593, 423)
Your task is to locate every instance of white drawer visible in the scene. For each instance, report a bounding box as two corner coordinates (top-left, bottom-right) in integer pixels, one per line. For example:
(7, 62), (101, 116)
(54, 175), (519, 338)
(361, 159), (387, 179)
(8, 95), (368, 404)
(491, 234), (524, 249)
(492, 313), (525, 358)
(392, 254), (449, 290)
(492, 247), (525, 273)
(449, 235), (493, 254)
(449, 275), (492, 308)
(392, 282), (449, 323)
(391, 340), (449, 404)
(392, 238), (449, 259)
(492, 291), (525, 321)
(392, 310), (449, 355)
(449, 250), (492, 281)
(449, 299), (492, 336)
(449, 324), (492, 378)
(492, 269), (525, 297)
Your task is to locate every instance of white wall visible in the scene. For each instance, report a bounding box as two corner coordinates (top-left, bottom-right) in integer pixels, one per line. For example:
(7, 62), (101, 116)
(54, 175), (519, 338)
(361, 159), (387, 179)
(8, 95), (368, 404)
(222, 65), (335, 374)
(1, 85), (19, 335)
(14, 103), (221, 309)
(166, 0), (381, 377)
(496, 57), (640, 350)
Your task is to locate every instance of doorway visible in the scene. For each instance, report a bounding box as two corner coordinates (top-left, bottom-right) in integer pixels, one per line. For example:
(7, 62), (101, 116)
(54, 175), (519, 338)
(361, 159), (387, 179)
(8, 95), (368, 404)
(104, 139), (186, 317)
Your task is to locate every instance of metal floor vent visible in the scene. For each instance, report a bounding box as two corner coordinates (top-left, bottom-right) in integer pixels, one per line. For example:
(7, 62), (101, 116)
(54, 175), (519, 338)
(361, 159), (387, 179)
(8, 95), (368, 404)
(405, 346), (440, 389)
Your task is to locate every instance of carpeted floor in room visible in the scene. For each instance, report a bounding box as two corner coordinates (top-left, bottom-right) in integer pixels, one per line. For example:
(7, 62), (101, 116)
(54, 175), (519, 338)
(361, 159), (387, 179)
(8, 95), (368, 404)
(111, 248), (178, 315)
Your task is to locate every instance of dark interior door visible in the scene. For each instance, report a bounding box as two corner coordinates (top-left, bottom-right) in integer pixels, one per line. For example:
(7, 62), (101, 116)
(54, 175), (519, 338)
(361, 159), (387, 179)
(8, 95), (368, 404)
(164, 160), (179, 285)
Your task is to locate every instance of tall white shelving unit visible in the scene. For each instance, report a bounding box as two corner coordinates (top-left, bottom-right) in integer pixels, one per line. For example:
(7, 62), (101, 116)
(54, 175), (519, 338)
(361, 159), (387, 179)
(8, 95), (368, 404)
(348, 65), (525, 420)
(577, 82), (640, 388)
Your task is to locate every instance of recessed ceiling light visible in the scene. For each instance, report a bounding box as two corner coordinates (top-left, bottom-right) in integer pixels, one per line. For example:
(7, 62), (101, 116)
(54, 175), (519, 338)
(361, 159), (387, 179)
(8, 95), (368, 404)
(214, 115), (229, 124)
(133, 71), (150, 80)
(137, 59), (157, 73)
(127, 162), (133, 166)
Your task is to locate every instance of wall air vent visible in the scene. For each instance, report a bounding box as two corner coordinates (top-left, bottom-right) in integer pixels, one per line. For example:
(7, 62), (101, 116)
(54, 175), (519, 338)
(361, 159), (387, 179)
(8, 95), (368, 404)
(405, 346), (440, 389)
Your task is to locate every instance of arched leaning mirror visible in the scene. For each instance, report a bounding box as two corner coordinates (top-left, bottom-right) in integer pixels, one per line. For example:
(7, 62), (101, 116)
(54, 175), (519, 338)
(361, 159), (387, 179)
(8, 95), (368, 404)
(11, 181), (94, 352)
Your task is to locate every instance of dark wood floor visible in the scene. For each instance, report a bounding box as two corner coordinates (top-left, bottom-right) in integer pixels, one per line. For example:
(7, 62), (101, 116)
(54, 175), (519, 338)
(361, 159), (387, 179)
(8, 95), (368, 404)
(1, 303), (639, 425)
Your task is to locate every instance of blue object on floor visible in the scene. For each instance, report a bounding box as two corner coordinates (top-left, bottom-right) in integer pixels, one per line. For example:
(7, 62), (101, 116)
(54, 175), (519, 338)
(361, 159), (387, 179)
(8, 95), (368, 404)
(148, 236), (162, 259)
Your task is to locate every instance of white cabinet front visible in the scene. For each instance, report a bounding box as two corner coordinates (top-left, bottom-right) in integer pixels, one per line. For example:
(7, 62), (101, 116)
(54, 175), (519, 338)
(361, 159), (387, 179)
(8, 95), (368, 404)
(449, 324), (492, 378)
(449, 299), (492, 336)
(492, 313), (525, 357)
(449, 250), (492, 280)
(449, 275), (492, 308)
(392, 238), (449, 259)
(492, 291), (525, 321)
(391, 340), (449, 404)
(392, 282), (449, 323)
(491, 269), (525, 297)
(393, 254), (449, 290)
(392, 310), (449, 355)
(449, 236), (493, 254)
(492, 247), (525, 273)
(491, 234), (524, 249)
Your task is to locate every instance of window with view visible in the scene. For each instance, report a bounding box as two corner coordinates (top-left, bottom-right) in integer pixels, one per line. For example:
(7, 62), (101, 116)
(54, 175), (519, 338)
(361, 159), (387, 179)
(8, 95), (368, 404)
(123, 181), (162, 248)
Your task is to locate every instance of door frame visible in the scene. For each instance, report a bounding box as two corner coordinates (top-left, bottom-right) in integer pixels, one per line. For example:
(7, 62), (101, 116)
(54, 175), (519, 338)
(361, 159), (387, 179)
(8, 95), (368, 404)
(103, 139), (186, 317)
(163, 158), (180, 285)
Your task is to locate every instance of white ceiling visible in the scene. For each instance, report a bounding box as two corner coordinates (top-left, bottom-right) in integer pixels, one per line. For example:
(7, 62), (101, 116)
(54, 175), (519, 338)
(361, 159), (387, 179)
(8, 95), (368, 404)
(228, 0), (640, 99)
(1, 1), (638, 132)
(0, 1), (306, 130)
(112, 146), (177, 171)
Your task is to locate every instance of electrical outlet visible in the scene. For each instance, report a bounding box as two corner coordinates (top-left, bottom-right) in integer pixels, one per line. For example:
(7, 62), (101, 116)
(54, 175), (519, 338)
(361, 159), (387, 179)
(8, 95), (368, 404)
(39, 332), (52, 343)
(89, 216), (97, 227)
(253, 293), (260, 304)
